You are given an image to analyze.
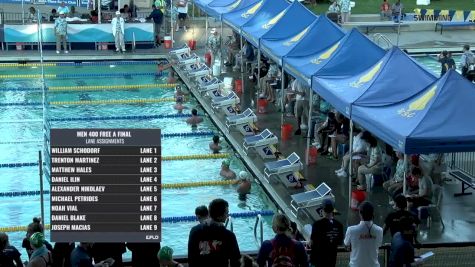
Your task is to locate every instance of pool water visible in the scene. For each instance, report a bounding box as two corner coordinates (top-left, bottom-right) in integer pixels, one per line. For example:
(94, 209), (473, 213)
(413, 54), (462, 77)
(0, 62), (277, 259)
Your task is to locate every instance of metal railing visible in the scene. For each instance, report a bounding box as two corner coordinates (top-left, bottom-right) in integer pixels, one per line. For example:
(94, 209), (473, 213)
(449, 152), (475, 178)
(224, 216), (234, 232)
(253, 214), (264, 247)
(373, 33), (393, 49)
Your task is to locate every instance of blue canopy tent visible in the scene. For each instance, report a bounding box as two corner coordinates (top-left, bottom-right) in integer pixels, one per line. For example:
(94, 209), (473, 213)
(222, 0), (265, 32)
(312, 47), (436, 116)
(240, 0), (290, 47)
(193, 0), (216, 10)
(283, 16), (345, 85)
(260, 1), (317, 65)
(202, 0), (243, 19)
(352, 70), (475, 154)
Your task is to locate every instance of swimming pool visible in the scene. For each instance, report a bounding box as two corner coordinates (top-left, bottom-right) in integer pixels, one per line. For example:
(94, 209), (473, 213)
(413, 54), (462, 77)
(0, 61), (277, 259)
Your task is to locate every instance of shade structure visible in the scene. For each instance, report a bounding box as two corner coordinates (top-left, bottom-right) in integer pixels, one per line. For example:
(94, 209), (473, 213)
(283, 16), (345, 84)
(222, 0), (265, 32)
(352, 70), (475, 154)
(239, 0), (291, 47)
(202, 0), (244, 19)
(312, 47), (436, 116)
(259, 1), (317, 64)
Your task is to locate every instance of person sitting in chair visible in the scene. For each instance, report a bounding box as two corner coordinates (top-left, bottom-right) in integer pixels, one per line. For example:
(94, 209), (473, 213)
(380, 0), (391, 20)
(392, 0), (404, 22)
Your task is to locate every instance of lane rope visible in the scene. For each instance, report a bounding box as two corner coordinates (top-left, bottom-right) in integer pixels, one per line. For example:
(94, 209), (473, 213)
(48, 84), (177, 91)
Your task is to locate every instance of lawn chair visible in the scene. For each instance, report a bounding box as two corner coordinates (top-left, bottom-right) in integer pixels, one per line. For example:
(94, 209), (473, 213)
(264, 152), (303, 180)
(211, 91), (239, 109)
(242, 128), (277, 154)
(226, 108), (257, 131)
(418, 184), (445, 229)
(290, 182), (334, 217)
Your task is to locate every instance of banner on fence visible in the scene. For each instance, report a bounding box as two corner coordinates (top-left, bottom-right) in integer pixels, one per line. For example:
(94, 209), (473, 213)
(4, 23), (154, 42)
(414, 9), (475, 22)
(2, 0), (90, 8)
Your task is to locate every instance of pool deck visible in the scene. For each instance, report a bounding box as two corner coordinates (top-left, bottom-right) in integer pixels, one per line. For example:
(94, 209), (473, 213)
(2, 22), (475, 246)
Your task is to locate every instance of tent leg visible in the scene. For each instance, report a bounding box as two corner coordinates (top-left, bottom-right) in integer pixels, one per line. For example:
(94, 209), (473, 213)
(305, 89), (314, 165)
(348, 120), (354, 208)
(205, 15), (208, 50)
(280, 63), (285, 126)
(240, 34), (244, 73)
(170, 3), (174, 48)
(256, 48), (261, 109)
(98, 0), (102, 24)
(220, 21), (224, 73)
(403, 154), (408, 195)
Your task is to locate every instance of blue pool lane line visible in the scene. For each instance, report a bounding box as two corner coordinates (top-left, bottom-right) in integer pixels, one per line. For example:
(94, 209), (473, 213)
(50, 113), (190, 121)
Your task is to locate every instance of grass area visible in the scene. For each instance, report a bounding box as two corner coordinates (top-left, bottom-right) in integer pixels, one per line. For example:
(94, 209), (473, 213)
(308, 0), (475, 15)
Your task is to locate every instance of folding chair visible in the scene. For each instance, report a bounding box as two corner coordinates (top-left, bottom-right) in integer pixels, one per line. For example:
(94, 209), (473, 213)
(418, 184), (445, 229)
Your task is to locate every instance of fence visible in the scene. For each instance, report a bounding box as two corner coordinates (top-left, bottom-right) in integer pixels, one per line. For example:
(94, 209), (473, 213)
(449, 152), (475, 178)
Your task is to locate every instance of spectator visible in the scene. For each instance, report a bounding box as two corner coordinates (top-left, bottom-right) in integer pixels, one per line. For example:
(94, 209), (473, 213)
(241, 255), (258, 267)
(22, 218), (52, 259)
(263, 63), (279, 103)
(419, 153), (445, 185)
(0, 232), (23, 267)
(90, 10), (98, 23)
(437, 50), (455, 77)
(257, 214), (308, 267)
(207, 28), (222, 65)
(344, 201), (383, 267)
(111, 11), (126, 53)
(50, 9), (58, 22)
(357, 136), (383, 191)
(157, 246), (183, 267)
(310, 199), (344, 267)
(209, 135), (222, 153)
(175, 0), (189, 32)
(188, 199), (241, 267)
(460, 44), (475, 81)
(91, 243), (126, 267)
(195, 205), (209, 224)
(292, 78), (309, 136)
(69, 6), (77, 18)
(123, 4), (131, 20)
(54, 11), (68, 54)
(126, 243), (161, 267)
(186, 108), (203, 126)
(338, 0), (350, 23)
(27, 233), (52, 267)
(328, 113), (350, 160)
(250, 57), (269, 85)
(220, 159), (236, 179)
(388, 217), (417, 267)
(225, 31), (241, 67)
(237, 171), (252, 199)
(52, 242), (74, 267)
(28, 7), (37, 23)
(57, 2), (70, 16)
(327, 0), (340, 14)
(284, 76), (296, 117)
(380, 0), (391, 20)
(383, 151), (409, 199)
(383, 195), (420, 244)
(391, 0), (404, 22)
(336, 130), (371, 178)
(406, 167), (433, 210)
(289, 221), (305, 241)
(71, 243), (113, 267)
(146, 5), (164, 47)
(313, 111), (337, 153)
(233, 40), (254, 72)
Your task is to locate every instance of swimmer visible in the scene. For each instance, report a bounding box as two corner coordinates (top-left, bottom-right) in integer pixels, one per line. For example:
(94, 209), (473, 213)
(186, 108), (203, 126)
(220, 159), (236, 179)
(168, 70), (177, 84)
(237, 171), (251, 199)
(173, 95), (187, 112)
(209, 135), (222, 153)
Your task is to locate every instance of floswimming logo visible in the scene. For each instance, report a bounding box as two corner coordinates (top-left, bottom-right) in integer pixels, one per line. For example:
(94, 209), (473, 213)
(311, 41), (340, 64)
(283, 27), (309, 46)
(398, 85), (437, 118)
(262, 10), (286, 29)
(350, 61), (383, 88)
(228, 0), (243, 11)
(241, 1), (263, 18)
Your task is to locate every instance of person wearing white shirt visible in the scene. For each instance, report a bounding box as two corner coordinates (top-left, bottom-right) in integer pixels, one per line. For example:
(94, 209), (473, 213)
(335, 130), (371, 178)
(292, 79), (309, 135)
(175, 0), (189, 32)
(344, 202), (383, 267)
(57, 2), (70, 16)
(111, 11), (126, 53)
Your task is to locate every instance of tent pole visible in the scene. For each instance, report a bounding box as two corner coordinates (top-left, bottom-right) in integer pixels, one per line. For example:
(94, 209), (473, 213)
(170, 2), (174, 48)
(22, 0), (25, 25)
(305, 89), (314, 165)
(280, 60), (285, 126)
(257, 48), (261, 108)
(240, 34), (244, 73)
(403, 153), (407, 195)
(348, 119), (354, 208)
(220, 20), (224, 72)
(98, 0), (102, 24)
(205, 15), (208, 49)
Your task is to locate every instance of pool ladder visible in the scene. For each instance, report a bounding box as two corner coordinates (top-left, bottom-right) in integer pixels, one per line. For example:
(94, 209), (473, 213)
(224, 216), (234, 232)
(253, 214), (264, 247)
(372, 33), (393, 50)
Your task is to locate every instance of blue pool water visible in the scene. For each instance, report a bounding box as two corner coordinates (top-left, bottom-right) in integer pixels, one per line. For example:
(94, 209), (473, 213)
(0, 62), (276, 259)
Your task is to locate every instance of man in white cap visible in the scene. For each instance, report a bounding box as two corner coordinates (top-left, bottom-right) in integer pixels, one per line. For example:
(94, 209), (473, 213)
(54, 11), (68, 54)
(111, 11), (126, 53)
(237, 171), (251, 198)
(207, 28), (221, 65)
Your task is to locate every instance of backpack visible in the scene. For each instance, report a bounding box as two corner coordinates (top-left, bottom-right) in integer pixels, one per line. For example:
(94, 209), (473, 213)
(269, 239), (296, 267)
